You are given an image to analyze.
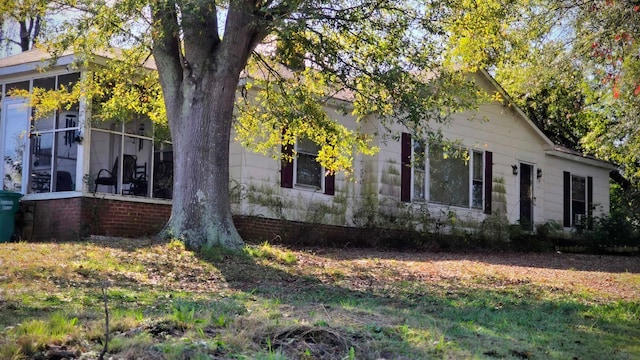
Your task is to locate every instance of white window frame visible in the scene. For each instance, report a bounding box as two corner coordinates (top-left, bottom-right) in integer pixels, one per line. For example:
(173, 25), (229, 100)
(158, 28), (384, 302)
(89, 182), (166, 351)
(28, 109), (81, 193)
(412, 141), (484, 209)
(0, 73), (83, 196)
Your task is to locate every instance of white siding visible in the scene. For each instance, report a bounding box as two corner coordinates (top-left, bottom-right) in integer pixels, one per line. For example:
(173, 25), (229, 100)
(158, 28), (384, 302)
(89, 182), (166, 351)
(229, 72), (612, 234)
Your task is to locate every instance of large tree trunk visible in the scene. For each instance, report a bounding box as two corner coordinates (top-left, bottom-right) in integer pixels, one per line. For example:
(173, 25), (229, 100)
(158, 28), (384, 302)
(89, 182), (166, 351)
(162, 71), (244, 249)
(151, 1), (267, 249)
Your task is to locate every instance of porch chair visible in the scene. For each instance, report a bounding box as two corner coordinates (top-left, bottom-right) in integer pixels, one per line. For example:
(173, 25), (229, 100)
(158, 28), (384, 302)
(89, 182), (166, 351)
(153, 160), (173, 199)
(127, 162), (148, 196)
(94, 154), (137, 193)
(55, 171), (73, 192)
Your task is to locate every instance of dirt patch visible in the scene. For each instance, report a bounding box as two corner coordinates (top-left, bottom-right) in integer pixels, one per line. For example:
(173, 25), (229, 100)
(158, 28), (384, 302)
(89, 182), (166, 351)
(288, 248), (640, 301)
(264, 325), (362, 360)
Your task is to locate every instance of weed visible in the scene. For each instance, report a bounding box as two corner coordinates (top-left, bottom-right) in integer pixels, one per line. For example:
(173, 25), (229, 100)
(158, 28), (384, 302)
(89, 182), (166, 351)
(214, 315), (228, 327)
(345, 346), (356, 360)
(245, 242), (298, 265)
(198, 245), (227, 262)
(171, 299), (204, 328)
(0, 342), (24, 360)
(167, 238), (186, 251)
(107, 332), (154, 355)
(9, 312), (81, 356)
(258, 337), (287, 360)
(327, 267), (346, 280)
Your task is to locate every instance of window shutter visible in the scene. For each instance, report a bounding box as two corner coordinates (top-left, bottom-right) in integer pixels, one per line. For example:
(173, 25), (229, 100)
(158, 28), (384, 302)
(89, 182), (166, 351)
(563, 171), (571, 227)
(400, 132), (411, 202)
(281, 143), (293, 188)
(484, 151), (493, 214)
(324, 173), (335, 195)
(587, 176), (593, 230)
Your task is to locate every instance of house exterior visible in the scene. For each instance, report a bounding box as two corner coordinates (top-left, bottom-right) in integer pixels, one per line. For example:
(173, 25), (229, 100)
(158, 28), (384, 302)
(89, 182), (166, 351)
(0, 49), (614, 243)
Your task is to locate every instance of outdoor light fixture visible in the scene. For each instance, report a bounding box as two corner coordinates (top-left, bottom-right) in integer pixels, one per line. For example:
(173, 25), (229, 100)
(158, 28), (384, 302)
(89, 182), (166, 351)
(512, 164), (518, 175)
(537, 168), (543, 179)
(73, 130), (83, 144)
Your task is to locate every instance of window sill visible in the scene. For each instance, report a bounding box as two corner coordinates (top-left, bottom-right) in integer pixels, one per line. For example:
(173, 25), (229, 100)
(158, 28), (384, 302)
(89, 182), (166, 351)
(293, 184), (323, 192)
(409, 200), (484, 212)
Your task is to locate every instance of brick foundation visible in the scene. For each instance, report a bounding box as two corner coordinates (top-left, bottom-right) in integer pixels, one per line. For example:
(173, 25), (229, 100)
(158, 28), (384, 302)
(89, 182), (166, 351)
(19, 197), (171, 241)
(233, 215), (417, 248)
(17, 198), (417, 247)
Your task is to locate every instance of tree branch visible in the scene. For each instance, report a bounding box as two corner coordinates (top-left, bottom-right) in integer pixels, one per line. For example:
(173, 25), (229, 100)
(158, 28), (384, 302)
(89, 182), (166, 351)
(180, 0), (220, 77)
(150, 1), (184, 116)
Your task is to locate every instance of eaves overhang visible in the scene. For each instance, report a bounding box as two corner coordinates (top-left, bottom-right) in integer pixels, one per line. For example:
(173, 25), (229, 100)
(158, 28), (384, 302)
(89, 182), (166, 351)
(545, 148), (617, 170)
(0, 53), (76, 78)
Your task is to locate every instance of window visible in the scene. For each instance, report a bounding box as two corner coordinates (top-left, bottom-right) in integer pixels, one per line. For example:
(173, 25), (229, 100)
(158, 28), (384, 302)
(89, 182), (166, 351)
(412, 141), (484, 209)
(571, 175), (586, 225)
(295, 138), (322, 188)
(90, 118), (172, 198)
(472, 151), (484, 209)
(1, 99), (29, 192)
(563, 172), (593, 228)
(29, 110), (80, 193)
(280, 137), (335, 195)
(0, 73), (81, 194)
(28, 74), (81, 193)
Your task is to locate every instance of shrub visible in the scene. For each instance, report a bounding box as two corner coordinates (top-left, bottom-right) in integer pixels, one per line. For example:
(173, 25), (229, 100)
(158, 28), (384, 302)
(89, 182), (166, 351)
(590, 210), (640, 246)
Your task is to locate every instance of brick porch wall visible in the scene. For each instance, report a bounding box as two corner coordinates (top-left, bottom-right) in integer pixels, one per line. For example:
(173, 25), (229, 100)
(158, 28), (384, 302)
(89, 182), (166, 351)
(19, 197), (171, 241)
(19, 198), (84, 241)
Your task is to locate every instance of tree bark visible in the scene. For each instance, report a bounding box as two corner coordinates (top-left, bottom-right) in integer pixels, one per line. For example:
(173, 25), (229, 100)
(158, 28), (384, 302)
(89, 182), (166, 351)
(151, 0), (268, 249)
(162, 71), (244, 250)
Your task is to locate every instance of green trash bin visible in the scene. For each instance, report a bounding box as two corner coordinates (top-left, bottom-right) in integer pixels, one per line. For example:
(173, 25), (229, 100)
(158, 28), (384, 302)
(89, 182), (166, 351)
(0, 191), (22, 243)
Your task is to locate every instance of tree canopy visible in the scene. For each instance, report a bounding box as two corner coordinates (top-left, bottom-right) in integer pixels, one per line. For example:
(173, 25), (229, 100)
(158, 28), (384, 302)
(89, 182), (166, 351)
(0, 0), (54, 54)
(11, 0), (637, 246)
(11, 0), (490, 248)
(448, 0), (640, 220)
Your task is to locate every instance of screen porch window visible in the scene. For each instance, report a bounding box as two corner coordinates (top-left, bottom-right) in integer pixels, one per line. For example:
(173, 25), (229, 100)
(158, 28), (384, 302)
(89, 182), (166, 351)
(28, 110), (80, 193)
(412, 141), (484, 209)
(0, 73), (81, 194)
(28, 74), (81, 193)
(90, 118), (172, 198)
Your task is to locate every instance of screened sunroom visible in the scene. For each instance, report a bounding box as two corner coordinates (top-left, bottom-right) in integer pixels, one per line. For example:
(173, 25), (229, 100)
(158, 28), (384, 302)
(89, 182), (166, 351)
(0, 50), (173, 240)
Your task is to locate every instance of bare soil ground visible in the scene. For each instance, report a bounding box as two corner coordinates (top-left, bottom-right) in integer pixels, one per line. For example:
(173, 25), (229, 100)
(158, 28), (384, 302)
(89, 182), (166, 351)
(304, 248), (640, 300)
(98, 237), (639, 302)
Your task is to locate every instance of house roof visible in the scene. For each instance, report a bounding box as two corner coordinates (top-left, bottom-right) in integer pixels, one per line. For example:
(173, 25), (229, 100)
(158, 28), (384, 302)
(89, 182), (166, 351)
(546, 145), (617, 170)
(0, 48), (75, 76)
(0, 48), (156, 77)
(0, 48), (58, 67)
(241, 63), (355, 103)
(478, 69), (555, 148)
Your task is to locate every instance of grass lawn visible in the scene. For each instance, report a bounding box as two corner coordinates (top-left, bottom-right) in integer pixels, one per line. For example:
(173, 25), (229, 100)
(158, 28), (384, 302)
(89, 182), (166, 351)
(0, 238), (638, 359)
